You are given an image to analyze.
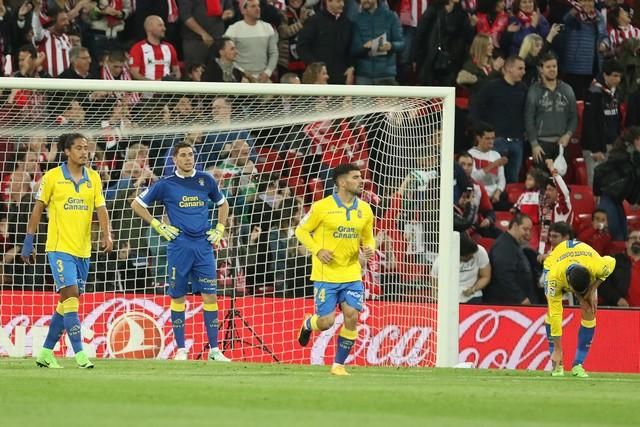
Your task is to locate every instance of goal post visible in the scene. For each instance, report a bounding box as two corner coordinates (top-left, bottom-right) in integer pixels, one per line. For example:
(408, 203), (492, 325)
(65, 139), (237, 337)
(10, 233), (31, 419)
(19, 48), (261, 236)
(0, 77), (458, 367)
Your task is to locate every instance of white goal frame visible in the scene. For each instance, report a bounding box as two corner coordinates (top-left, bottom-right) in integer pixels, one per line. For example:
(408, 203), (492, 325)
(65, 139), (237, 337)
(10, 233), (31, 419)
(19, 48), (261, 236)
(0, 78), (458, 367)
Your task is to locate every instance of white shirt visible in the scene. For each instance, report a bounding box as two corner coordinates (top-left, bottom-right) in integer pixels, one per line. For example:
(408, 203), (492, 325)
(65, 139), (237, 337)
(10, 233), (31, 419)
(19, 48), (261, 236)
(432, 246), (490, 303)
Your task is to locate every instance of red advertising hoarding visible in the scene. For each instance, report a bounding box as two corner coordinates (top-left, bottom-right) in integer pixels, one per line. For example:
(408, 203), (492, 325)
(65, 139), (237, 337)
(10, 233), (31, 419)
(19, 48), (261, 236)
(1, 292), (639, 372)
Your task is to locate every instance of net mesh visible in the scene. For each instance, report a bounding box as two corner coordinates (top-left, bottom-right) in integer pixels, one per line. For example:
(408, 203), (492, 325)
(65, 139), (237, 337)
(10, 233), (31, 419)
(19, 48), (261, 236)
(0, 82), (446, 366)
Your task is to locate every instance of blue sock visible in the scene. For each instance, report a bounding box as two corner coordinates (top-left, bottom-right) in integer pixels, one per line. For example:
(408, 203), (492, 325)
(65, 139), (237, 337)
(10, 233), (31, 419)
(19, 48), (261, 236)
(171, 302), (186, 348)
(545, 323), (554, 354)
(574, 323), (595, 366)
(43, 304), (65, 350)
(61, 298), (83, 354)
(335, 327), (357, 365)
(203, 303), (219, 349)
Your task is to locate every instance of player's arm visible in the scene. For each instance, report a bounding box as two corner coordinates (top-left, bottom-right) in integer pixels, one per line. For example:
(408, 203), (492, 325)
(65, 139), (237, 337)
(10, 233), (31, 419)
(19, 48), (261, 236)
(361, 206), (376, 260)
(295, 205), (330, 263)
(131, 185), (180, 241)
(96, 206), (113, 252)
(206, 199), (229, 245)
(21, 200), (46, 264)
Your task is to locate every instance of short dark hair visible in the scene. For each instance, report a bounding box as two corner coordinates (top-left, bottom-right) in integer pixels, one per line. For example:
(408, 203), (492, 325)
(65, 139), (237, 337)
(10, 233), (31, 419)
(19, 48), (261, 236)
(602, 59), (624, 76)
(509, 213), (532, 229)
(472, 122), (495, 139)
(549, 221), (574, 239)
(458, 151), (473, 161)
(19, 44), (37, 59)
(215, 37), (233, 57)
(567, 264), (591, 295)
(504, 55), (524, 69)
(539, 52), (558, 66)
(172, 141), (195, 157)
(460, 233), (479, 258)
(107, 50), (127, 63)
(591, 209), (608, 220)
(58, 133), (87, 152)
(332, 163), (361, 182)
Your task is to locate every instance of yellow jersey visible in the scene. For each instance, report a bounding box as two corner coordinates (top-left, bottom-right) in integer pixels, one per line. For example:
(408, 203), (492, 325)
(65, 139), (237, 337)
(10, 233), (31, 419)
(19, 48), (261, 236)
(36, 164), (106, 258)
(295, 194), (375, 283)
(543, 240), (615, 336)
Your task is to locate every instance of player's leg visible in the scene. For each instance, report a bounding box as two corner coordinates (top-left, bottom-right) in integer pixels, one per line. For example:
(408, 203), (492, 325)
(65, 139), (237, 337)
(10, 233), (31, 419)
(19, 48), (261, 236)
(167, 244), (191, 359)
(573, 291), (597, 378)
(297, 282), (339, 346)
(330, 281), (364, 376)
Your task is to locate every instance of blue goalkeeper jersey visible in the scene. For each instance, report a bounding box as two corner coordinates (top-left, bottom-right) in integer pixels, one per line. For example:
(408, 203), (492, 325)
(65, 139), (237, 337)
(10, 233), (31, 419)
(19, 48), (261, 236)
(136, 170), (226, 238)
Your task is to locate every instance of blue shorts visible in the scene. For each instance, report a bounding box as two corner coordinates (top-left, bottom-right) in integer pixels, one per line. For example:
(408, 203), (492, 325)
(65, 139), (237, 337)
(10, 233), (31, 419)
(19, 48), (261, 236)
(167, 239), (217, 298)
(314, 281), (364, 317)
(47, 252), (90, 293)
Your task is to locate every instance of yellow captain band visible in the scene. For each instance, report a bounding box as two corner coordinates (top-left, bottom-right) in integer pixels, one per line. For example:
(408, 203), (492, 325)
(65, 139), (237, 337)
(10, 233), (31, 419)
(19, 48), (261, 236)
(581, 319), (596, 328)
(339, 326), (358, 341)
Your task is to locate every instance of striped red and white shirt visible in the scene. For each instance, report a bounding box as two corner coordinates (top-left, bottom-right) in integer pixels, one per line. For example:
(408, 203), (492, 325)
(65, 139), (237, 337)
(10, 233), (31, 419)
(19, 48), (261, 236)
(609, 25), (640, 48)
(396, 0), (428, 28)
(128, 39), (178, 81)
(31, 13), (71, 77)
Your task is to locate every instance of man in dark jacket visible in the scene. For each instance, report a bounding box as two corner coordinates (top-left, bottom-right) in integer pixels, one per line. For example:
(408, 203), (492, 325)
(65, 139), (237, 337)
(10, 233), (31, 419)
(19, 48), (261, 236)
(297, 0), (354, 84)
(582, 59), (624, 185)
(351, 0), (404, 85)
(600, 229), (640, 307)
(485, 213), (536, 304)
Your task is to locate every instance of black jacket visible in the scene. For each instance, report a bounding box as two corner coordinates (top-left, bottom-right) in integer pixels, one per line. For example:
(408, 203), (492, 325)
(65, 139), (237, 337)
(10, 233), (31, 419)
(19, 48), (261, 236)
(582, 79), (622, 153)
(593, 147), (640, 203)
(485, 232), (535, 304)
(600, 253), (634, 306)
(297, 10), (352, 85)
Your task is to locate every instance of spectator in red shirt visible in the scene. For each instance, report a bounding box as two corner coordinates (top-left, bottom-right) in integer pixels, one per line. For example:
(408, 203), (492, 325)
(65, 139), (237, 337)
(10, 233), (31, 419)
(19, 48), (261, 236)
(129, 15), (180, 81)
(600, 229), (640, 307)
(577, 209), (613, 256)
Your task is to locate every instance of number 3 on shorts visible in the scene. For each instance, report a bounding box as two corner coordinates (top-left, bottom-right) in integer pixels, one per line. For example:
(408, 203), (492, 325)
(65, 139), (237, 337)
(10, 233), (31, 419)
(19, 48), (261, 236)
(56, 259), (64, 273)
(314, 288), (326, 303)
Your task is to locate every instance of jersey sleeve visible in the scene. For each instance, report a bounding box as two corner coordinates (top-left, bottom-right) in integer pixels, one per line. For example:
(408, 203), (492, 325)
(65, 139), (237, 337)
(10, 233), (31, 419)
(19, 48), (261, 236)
(545, 266), (564, 336)
(128, 43), (143, 70)
(135, 180), (163, 208)
(36, 170), (54, 205)
(595, 255), (616, 281)
(361, 204), (376, 251)
(91, 171), (106, 208)
(295, 204), (324, 256)
(207, 175), (226, 206)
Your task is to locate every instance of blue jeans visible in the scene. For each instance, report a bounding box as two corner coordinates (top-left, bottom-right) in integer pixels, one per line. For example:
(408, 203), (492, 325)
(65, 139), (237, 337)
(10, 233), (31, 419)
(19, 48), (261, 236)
(493, 137), (524, 183)
(598, 194), (627, 241)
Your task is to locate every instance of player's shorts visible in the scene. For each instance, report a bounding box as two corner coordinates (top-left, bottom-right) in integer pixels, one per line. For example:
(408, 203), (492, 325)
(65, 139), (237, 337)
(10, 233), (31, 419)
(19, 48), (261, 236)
(167, 238), (217, 298)
(314, 280), (364, 317)
(47, 251), (90, 293)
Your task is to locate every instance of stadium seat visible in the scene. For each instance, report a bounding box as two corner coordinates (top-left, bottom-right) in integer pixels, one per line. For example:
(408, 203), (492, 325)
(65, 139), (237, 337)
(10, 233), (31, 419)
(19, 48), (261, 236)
(284, 150), (303, 179)
(572, 213), (592, 234)
(505, 183), (525, 204)
(609, 240), (627, 255)
(627, 214), (640, 231)
(286, 176), (306, 198)
(572, 158), (588, 186)
(495, 211), (513, 232)
(568, 185), (595, 216)
(573, 100), (584, 142)
(308, 178), (324, 202)
(255, 147), (284, 175)
(476, 237), (496, 252)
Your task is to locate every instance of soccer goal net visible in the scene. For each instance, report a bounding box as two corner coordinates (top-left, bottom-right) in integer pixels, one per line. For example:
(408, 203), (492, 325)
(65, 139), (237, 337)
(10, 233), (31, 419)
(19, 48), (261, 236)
(0, 78), (456, 367)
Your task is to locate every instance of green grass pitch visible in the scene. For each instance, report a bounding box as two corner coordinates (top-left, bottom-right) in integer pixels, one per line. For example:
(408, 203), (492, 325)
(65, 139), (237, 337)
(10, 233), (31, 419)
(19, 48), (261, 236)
(1, 359), (640, 427)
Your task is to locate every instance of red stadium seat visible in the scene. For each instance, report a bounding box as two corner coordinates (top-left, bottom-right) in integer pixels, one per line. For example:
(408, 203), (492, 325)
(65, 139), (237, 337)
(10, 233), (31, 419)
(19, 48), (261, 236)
(572, 158), (588, 186)
(308, 178), (324, 202)
(495, 211), (513, 232)
(476, 237), (496, 252)
(505, 183), (525, 205)
(568, 185), (595, 216)
(627, 214), (640, 231)
(255, 147), (284, 175)
(284, 150), (304, 180)
(572, 213), (592, 234)
(574, 100), (585, 142)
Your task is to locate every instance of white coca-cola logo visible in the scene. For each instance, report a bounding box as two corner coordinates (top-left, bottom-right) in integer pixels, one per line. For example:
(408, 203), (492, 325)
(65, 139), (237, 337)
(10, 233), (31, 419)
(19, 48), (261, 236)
(459, 309), (573, 370)
(310, 305), (434, 366)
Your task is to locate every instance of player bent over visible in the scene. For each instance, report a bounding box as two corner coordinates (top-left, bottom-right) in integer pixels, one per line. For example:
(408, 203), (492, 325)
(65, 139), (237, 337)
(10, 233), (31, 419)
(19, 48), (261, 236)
(543, 239), (615, 377)
(131, 142), (230, 362)
(22, 133), (113, 369)
(295, 164), (375, 376)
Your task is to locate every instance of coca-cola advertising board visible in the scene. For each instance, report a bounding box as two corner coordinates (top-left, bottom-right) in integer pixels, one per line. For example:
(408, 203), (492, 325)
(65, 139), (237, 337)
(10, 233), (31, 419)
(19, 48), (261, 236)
(1, 292), (639, 372)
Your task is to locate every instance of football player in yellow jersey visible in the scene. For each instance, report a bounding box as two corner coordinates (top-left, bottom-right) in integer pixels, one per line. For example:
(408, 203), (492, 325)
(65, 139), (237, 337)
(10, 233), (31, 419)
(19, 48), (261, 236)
(295, 163), (376, 376)
(21, 133), (113, 369)
(543, 238), (616, 378)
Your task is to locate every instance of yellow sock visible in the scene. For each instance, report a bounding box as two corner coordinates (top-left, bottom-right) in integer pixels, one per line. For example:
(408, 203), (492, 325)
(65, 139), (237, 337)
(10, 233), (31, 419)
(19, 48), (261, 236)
(170, 301), (186, 312)
(203, 303), (218, 312)
(309, 314), (320, 331)
(581, 318), (596, 328)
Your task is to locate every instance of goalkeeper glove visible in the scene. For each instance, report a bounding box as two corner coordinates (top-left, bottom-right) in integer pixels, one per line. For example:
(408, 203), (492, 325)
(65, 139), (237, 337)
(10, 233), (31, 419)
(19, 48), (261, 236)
(151, 218), (180, 241)
(21, 234), (35, 259)
(206, 223), (225, 245)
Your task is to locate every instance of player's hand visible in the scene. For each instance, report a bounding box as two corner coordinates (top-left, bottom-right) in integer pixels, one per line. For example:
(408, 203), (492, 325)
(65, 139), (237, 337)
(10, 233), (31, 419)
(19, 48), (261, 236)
(101, 234), (113, 253)
(362, 246), (375, 260)
(316, 249), (334, 264)
(21, 234), (36, 265)
(151, 218), (180, 241)
(462, 287), (475, 297)
(206, 223), (225, 245)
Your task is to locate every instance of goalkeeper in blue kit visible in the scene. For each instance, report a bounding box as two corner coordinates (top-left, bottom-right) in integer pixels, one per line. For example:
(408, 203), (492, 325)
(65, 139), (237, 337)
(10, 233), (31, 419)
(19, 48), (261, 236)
(295, 164), (376, 376)
(543, 239), (616, 377)
(131, 142), (231, 361)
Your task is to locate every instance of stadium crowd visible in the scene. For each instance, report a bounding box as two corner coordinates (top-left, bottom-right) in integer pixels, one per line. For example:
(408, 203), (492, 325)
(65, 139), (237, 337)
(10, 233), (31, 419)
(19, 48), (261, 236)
(1, 0), (640, 307)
